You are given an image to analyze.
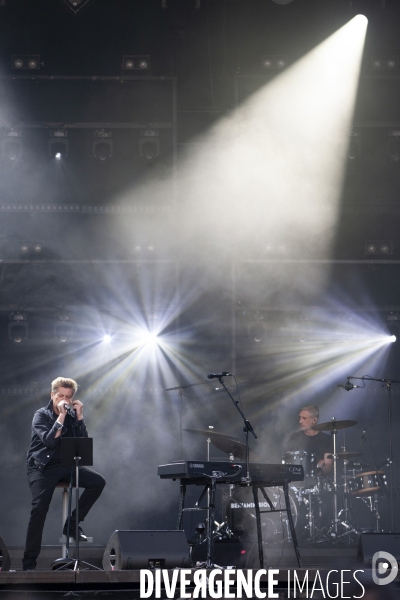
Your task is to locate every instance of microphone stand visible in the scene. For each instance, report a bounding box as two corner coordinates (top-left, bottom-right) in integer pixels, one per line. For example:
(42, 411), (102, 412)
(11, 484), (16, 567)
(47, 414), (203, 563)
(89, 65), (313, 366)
(215, 375), (257, 485)
(346, 375), (400, 531)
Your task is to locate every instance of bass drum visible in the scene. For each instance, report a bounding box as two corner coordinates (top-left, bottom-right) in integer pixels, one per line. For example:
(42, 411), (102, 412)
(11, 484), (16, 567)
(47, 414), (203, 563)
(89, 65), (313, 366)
(282, 451), (317, 490)
(227, 485), (302, 544)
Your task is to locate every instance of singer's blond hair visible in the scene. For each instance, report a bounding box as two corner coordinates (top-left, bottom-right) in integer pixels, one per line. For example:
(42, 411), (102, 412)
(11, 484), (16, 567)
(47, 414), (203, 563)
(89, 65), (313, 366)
(51, 377), (78, 395)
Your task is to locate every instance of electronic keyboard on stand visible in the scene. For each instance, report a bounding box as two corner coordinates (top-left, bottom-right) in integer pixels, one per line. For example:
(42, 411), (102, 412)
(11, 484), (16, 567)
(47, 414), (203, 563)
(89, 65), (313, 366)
(158, 460), (304, 568)
(158, 460), (304, 485)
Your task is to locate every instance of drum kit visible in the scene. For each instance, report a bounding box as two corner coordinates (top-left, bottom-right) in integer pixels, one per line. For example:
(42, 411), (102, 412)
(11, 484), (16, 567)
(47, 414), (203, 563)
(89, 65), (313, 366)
(183, 418), (389, 547)
(282, 418), (388, 544)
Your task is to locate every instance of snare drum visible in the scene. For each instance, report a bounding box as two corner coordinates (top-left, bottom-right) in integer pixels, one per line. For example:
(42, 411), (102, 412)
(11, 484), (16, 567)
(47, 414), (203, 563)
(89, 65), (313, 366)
(282, 450), (317, 489)
(350, 470), (387, 496)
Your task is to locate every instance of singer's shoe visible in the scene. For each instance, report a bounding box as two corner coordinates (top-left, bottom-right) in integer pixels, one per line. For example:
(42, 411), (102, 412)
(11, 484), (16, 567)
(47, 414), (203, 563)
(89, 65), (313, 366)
(63, 522), (88, 542)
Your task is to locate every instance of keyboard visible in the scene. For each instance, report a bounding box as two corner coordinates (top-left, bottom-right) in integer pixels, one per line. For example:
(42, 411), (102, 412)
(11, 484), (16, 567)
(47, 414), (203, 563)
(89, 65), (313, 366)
(157, 461), (304, 486)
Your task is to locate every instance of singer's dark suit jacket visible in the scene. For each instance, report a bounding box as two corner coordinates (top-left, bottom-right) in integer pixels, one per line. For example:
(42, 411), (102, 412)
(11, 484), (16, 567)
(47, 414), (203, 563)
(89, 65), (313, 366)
(26, 400), (88, 471)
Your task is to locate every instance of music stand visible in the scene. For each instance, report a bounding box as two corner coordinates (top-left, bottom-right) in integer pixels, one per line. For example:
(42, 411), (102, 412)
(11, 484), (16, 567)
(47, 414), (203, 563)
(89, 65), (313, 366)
(55, 437), (101, 571)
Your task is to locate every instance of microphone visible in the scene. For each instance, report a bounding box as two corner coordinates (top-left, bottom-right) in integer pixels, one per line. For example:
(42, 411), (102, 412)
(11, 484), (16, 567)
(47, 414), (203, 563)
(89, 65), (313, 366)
(64, 403), (77, 419)
(337, 381), (360, 391)
(207, 371), (232, 380)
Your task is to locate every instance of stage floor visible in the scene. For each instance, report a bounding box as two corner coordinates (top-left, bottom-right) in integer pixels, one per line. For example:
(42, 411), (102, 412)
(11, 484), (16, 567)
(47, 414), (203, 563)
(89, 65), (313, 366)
(1, 544), (399, 599)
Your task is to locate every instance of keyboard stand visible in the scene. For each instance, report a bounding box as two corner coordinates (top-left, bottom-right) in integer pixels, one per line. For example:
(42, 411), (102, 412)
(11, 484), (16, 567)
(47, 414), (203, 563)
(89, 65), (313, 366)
(252, 482), (302, 568)
(177, 477), (223, 568)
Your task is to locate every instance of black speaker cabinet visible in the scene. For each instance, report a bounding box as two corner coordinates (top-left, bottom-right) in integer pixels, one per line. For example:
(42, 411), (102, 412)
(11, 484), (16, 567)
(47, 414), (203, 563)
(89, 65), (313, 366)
(0, 535), (11, 571)
(102, 530), (191, 571)
(358, 533), (400, 566)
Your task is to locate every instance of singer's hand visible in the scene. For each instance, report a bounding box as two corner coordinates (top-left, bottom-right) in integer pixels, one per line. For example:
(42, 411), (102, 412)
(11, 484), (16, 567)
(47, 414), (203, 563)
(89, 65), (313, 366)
(72, 399), (83, 420)
(57, 400), (68, 416)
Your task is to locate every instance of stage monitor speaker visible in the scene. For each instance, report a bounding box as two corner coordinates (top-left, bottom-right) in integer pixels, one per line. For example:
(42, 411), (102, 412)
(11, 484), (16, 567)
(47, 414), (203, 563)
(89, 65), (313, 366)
(0, 535), (11, 571)
(102, 530), (191, 571)
(358, 533), (400, 566)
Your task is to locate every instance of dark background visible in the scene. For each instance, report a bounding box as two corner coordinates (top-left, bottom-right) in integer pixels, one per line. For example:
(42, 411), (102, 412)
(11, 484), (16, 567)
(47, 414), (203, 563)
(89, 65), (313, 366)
(0, 0), (400, 549)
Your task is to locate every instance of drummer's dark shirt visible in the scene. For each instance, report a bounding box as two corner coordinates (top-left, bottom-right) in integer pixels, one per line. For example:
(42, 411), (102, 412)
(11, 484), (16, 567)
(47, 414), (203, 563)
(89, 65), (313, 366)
(286, 431), (333, 462)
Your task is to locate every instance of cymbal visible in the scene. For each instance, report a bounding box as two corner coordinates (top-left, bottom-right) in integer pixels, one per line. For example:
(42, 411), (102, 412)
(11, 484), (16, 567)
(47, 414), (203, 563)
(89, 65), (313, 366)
(210, 437), (246, 459)
(183, 428), (246, 459)
(336, 451), (362, 459)
(183, 428), (235, 439)
(311, 419), (357, 432)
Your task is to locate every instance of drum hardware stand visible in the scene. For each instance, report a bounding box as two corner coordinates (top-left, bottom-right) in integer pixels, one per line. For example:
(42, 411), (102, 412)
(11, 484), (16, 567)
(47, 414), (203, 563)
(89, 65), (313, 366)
(326, 419), (339, 540)
(346, 375), (400, 531)
(321, 422), (354, 544)
(336, 452), (359, 542)
(306, 490), (318, 540)
(372, 493), (381, 532)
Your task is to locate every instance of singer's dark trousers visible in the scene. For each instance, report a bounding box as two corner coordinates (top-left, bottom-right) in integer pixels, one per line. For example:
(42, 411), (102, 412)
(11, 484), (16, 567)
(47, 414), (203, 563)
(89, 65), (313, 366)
(23, 464), (105, 570)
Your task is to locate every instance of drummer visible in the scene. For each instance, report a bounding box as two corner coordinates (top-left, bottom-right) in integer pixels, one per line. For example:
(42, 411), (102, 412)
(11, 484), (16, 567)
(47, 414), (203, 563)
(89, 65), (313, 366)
(286, 405), (333, 474)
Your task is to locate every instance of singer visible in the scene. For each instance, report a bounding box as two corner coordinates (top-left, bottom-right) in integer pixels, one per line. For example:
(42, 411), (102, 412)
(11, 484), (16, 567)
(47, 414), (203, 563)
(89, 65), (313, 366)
(22, 377), (105, 572)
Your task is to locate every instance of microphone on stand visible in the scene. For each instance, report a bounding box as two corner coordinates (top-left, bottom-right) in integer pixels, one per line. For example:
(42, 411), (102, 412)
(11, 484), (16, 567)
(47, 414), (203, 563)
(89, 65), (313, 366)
(337, 380), (360, 391)
(207, 372), (232, 380)
(359, 429), (366, 449)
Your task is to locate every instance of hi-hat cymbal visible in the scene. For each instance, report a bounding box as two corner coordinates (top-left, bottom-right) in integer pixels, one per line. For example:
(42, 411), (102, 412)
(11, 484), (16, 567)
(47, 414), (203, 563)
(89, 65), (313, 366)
(336, 451), (362, 459)
(312, 419), (357, 432)
(183, 428), (235, 439)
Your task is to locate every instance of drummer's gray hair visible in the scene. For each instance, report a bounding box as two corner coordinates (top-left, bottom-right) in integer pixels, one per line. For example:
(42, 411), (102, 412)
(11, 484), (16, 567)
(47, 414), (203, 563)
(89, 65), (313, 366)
(300, 405), (319, 420)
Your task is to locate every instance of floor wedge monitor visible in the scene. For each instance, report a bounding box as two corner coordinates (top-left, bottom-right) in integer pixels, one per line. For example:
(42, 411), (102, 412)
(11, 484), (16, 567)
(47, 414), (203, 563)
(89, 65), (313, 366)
(102, 530), (191, 570)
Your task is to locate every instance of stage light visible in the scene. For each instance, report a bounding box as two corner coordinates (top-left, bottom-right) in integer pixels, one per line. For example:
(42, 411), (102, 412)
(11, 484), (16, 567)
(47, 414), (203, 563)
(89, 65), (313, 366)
(139, 130), (160, 161)
(55, 313), (73, 343)
(20, 243), (29, 255)
(389, 335), (396, 343)
(93, 130), (113, 162)
(49, 130), (68, 159)
(8, 312), (28, 344)
(261, 55), (287, 70)
(2, 129), (22, 161)
(12, 54), (40, 70)
(371, 56), (398, 71)
(140, 331), (159, 346)
(4, 141), (21, 161)
(365, 240), (393, 255)
(103, 334), (112, 342)
(61, 0), (93, 14)
(33, 244), (42, 254)
(348, 138), (360, 161)
(249, 323), (265, 343)
(122, 55), (151, 72)
(387, 312), (400, 322)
